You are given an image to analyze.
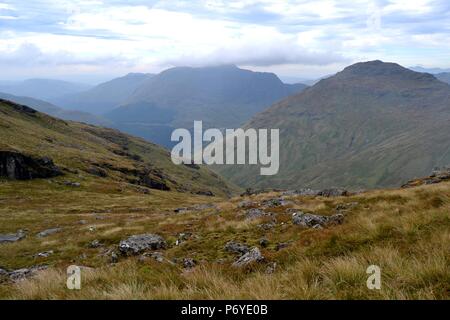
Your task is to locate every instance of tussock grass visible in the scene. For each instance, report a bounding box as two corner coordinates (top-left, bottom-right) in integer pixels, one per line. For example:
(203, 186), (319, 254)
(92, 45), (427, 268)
(1, 179), (449, 299)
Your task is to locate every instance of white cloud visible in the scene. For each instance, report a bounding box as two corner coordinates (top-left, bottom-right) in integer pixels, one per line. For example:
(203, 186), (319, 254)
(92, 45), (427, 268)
(0, 0), (449, 80)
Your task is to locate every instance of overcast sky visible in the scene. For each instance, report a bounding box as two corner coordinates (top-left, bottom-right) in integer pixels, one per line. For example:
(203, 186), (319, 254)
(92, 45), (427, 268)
(0, 0), (449, 84)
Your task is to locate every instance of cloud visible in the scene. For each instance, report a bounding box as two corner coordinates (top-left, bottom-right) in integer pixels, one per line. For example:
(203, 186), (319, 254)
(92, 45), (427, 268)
(162, 39), (349, 67)
(0, 0), (449, 80)
(0, 43), (132, 67)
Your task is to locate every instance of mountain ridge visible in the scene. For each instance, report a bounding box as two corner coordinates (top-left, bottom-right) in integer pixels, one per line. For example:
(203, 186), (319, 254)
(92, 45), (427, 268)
(214, 60), (450, 190)
(53, 72), (154, 114)
(0, 92), (109, 126)
(107, 65), (308, 147)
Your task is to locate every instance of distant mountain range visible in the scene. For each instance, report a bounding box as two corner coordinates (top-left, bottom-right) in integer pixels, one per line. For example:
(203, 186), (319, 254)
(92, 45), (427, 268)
(215, 60), (450, 190)
(0, 67), (308, 147)
(0, 79), (91, 101)
(0, 92), (109, 126)
(106, 65), (307, 147)
(52, 73), (154, 115)
(410, 66), (450, 74)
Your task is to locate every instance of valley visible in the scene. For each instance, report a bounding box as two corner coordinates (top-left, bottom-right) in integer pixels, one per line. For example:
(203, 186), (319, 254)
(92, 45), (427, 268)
(0, 61), (449, 301)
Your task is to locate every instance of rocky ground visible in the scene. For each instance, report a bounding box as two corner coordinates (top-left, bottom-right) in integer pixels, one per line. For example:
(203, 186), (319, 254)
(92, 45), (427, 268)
(0, 167), (449, 299)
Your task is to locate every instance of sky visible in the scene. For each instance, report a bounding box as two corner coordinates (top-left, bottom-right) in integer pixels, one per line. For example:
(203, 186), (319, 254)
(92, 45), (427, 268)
(0, 0), (449, 84)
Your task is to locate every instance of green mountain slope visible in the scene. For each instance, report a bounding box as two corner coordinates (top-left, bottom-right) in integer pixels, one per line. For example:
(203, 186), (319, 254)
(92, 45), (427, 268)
(0, 99), (237, 197)
(215, 61), (450, 190)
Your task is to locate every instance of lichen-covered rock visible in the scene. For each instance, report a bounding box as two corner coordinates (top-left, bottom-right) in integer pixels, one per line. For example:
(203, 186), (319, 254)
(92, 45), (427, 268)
(36, 228), (62, 238)
(292, 212), (328, 227)
(246, 208), (266, 220)
(88, 240), (102, 248)
(292, 212), (345, 228)
(0, 230), (25, 244)
(335, 202), (359, 211)
(0, 151), (62, 180)
(110, 251), (119, 263)
(224, 241), (250, 255)
(34, 250), (54, 258)
(232, 247), (264, 267)
(261, 198), (283, 207)
(283, 188), (320, 196)
(63, 181), (80, 187)
(238, 200), (257, 208)
(0, 268), (8, 277)
(327, 213), (345, 225)
(265, 262), (277, 274)
(318, 188), (349, 197)
(8, 265), (48, 282)
(182, 258), (196, 269)
(119, 234), (167, 255)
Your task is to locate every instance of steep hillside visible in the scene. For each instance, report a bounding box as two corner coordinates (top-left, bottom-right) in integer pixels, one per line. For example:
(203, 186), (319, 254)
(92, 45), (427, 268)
(106, 65), (307, 147)
(0, 99), (237, 197)
(0, 79), (91, 101)
(53, 73), (154, 114)
(0, 92), (109, 126)
(215, 61), (450, 190)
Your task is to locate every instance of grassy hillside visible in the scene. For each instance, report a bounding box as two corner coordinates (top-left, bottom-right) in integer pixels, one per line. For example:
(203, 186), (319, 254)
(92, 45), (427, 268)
(0, 99), (238, 197)
(215, 61), (450, 190)
(0, 174), (448, 299)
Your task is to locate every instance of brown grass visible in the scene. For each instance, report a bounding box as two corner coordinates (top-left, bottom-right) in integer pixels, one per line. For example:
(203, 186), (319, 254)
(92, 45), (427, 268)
(1, 180), (449, 300)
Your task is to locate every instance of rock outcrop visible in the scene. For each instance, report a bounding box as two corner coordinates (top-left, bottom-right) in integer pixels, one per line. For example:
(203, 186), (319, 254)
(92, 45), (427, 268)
(292, 212), (344, 228)
(0, 151), (62, 180)
(119, 234), (167, 255)
(224, 241), (250, 255)
(0, 230), (25, 243)
(245, 208), (267, 220)
(2, 265), (48, 282)
(232, 247), (264, 267)
(36, 228), (62, 238)
(402, 166), (450, 188)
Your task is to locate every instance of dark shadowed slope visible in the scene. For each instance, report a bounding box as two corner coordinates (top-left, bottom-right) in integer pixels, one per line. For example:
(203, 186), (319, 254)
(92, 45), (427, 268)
(53, 73), (154, 114)
(0, 79), (91, 101)
(106, 65), (307, 147)
(0, 92), (110, 126)
(436, 72), (450, 84)
(215, 61), (450, 190)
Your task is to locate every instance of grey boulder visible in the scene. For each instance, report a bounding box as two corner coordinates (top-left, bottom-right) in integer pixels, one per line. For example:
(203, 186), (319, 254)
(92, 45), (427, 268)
(119, 234), (167, 255)
(8, 265), (48, 282)
(245, 208), (267, 220)
(36, 228), (62, 238)
(232, 247), (264, 267)
(0, 230), (25, 243)
(292, 212), (344, 228)
(224, 241), (250, 255)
